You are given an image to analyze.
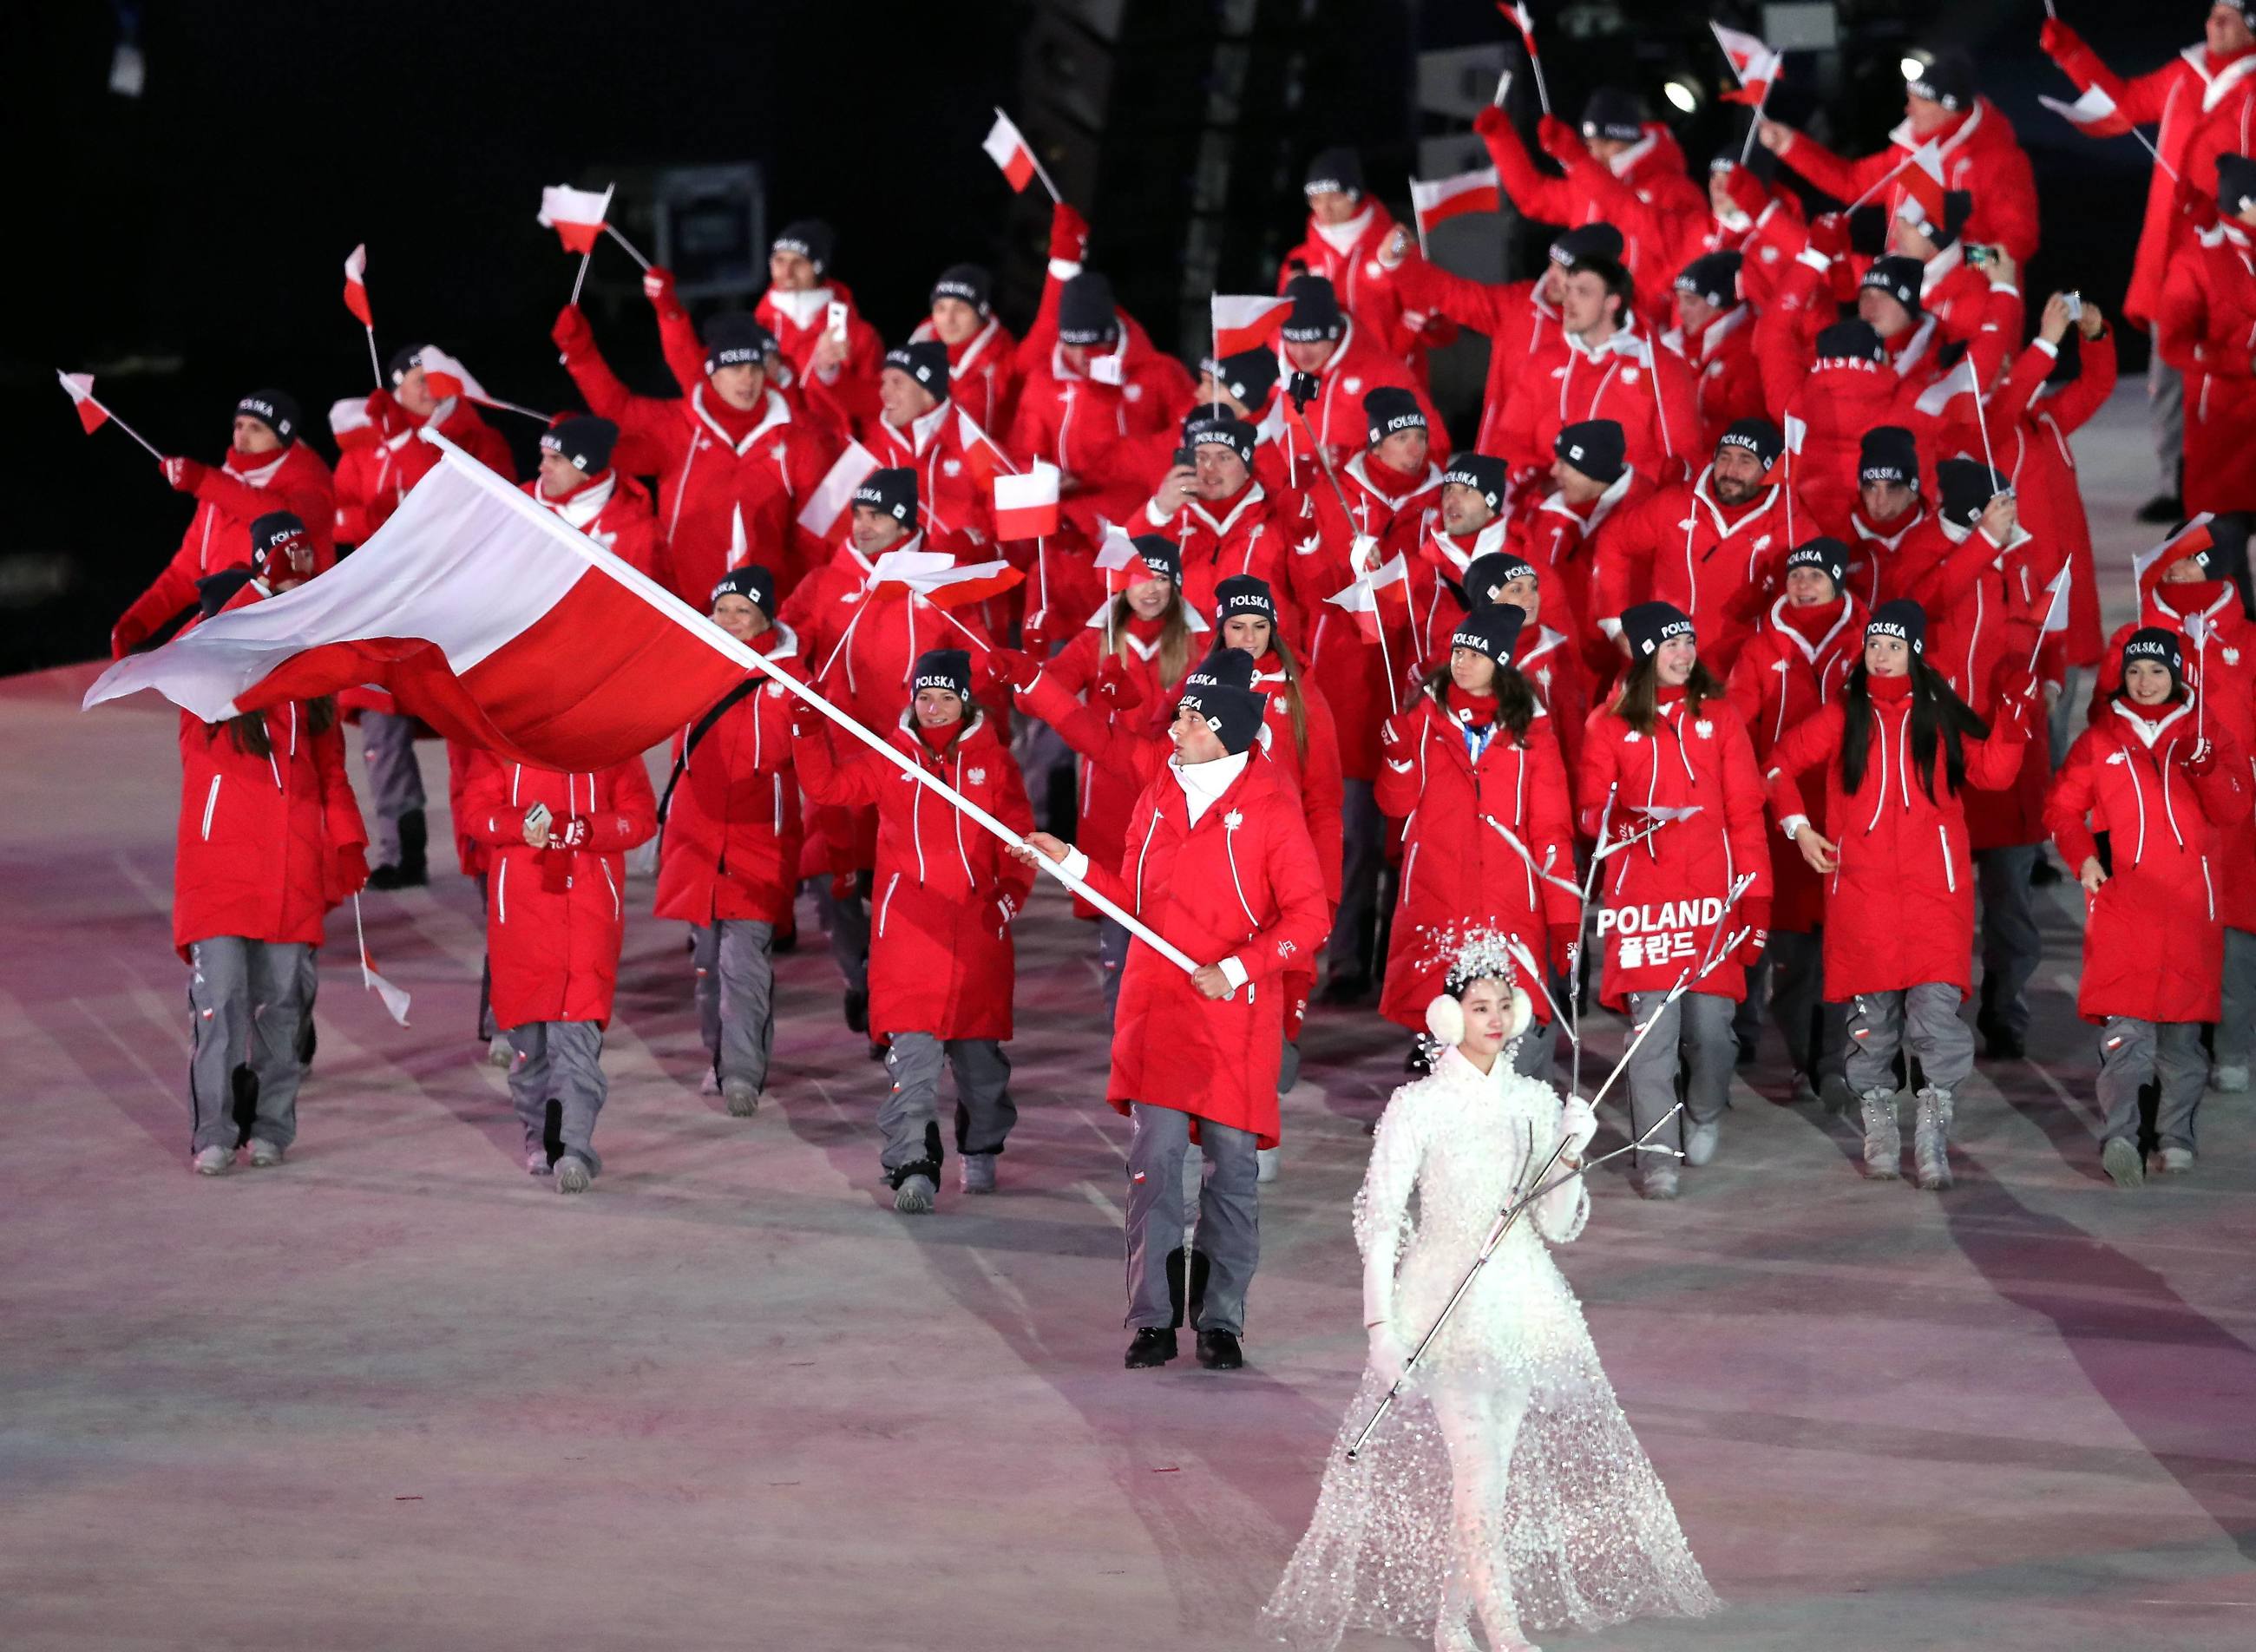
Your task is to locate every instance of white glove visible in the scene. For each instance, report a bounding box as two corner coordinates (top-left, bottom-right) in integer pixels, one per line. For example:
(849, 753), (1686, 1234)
(1558, 1098), (1598, 1158)
(1367, 1322), (1409, 1387)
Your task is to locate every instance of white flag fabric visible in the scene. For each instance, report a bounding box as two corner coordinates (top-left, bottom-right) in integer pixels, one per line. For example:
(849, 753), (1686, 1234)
(796, 441), (882, 537)
(537, 184), (613, 252)
(2039, 86), (2119, 128)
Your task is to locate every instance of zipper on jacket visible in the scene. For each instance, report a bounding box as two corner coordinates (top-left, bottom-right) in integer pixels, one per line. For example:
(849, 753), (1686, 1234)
(1938, 824), (1955, 894)
(1402, 842), (1419, 904)
(496, 860), (508, 923)
(200, 776), (222, 840)
(877, 871), (901, 937)
(600, 860), (621, 921)
(2203, 855), (2217, 922)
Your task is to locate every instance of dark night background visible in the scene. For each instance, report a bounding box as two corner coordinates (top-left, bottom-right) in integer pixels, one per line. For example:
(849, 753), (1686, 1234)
(2, 1), (2194, 675)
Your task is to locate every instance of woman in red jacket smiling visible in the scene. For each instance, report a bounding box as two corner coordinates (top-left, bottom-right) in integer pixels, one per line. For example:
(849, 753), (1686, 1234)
(2047, 628), (2250, 1187)
(1766, 600), (2030, 1190)
(792, 648), (1035, 1213)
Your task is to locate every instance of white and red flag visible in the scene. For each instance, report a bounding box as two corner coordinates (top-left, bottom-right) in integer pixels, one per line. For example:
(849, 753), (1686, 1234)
(1325, 552), (1410, 644)
(2039, 85), (2120, 129)
(796, 441), (882, 539)
(343, 244), (372, 325)
(1710, 23), (1783, 106)
(864, 549), (1024, 609)
(537, 184), (613, 253)
(415, 345), (486, 405)
(57, 371), (107, 435)
(1210, 294), (1295, 357)
(1499, 3), (1538, 55)
(1408, 167), (1502, 237)
(982, 111), (1039, 193)
(954, 408), (1018, 491)
(2131, 515), (2218, 588)
(83, 435), (749, 771)
(1899, 141), (1949, 228)
(993, 462), (1061, 540)
(1912, 356), (1984, 416)
(329, 397), (375, 447)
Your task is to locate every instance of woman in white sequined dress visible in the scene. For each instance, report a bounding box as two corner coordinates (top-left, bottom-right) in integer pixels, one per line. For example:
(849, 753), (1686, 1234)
(1262, 944), (1722, 1650)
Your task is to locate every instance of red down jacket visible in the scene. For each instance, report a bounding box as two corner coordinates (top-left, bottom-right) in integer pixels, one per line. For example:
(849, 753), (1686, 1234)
(653, 630), (808, 929)
(116, 444), (337, 657)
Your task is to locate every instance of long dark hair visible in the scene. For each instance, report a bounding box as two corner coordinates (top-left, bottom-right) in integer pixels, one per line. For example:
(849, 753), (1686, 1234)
(213, 697), (338, 758)
(1609, 654), (1727, 736)
(1419, 658), (1537, 742)
(1105, 587), (1194, 687)
(1839, 660), (1987, 802)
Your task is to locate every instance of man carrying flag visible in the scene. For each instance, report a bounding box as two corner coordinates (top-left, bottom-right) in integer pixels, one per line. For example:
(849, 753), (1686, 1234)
(1277, 147), (1446, 382)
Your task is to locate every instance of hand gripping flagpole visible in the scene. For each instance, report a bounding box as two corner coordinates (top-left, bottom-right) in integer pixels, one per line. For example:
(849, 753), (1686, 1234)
(1288, 390), (1401, 713)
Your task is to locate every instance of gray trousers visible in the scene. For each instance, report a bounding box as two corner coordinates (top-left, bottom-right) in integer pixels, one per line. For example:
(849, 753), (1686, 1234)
(359, 711), (425, 866)
(187, 936), (312, 1153)
(1098, 916), (1131, 1020)
(692, 920), (776, 1092)
(816, 875), (869, 994)
(2097, 1017), (2204, 1152)
(474, 872), (495, 1040)
(1325, 778), (1385, 980)
(1125, 1102), (1259, 1334)
(1976, 845), (2041, 1037)
(1847, 983), (1973, 1098)
(880, 1032), (1014, 1179)
(1735, 931), (1847, 1081)
(507, 1020), (607, 1174)
(2216, 929), (2256, 1071)
(1623, 990), (1737, 1147)
(2149, 324), (2184, 495)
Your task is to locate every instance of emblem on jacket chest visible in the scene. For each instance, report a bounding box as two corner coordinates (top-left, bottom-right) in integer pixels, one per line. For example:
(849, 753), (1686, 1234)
(1224, 809), (1243, 831)
(967, 766), (987, 786)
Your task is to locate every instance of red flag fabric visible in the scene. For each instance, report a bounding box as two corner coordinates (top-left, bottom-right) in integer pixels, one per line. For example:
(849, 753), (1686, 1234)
(1899, 142), (1949, 229)
(1499, 3), (1538, 55)
(1711, 23), (1782, 105)
(796, 441), (882, 539)
(343, 244), (373, 326)
(955, 409), (1016, 491)
(57, 371), (108, 435)
(1210, 294), (1295, 357)
(993, 463), (1061, 539)
(982, 112), (1039, 193)
(1408, 167), (1503, 237)
(864, 549), (1025, 609)
(537, 184), (613, 254)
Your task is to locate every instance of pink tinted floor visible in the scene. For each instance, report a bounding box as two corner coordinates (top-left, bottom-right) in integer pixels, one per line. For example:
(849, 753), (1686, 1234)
(3, 390), (2250, 1650)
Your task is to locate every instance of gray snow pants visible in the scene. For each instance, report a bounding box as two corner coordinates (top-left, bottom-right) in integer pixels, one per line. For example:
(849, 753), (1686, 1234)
(880, 1032), (1014, 1181)
(1847, 983), (1973, 1098)
(187, 936), (312, 1153)
(692, 920), (776, 1093)
(358, 711), (425, 867)
(507, 1020), (607, 1174)
(2098, 1017), (2205, 1152)
(1324, 778), (1386, 981)
(816, 875), (870, 995)
(2214, 928), (2256, 1072)
(1623, 990), (1737, 1146)
(1125, 1102), (1259, 1335)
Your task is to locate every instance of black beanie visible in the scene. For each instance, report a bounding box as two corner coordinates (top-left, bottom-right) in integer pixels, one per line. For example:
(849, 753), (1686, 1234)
(1866, 598), (1927, 656)
(1549, 221), (1624, 267)
(386, 344), (427, 386)
(1581, 85), (1646, 143)
(1186, 413), (1256, 466)
(930, 263), (992, 314)
(883, 341), (951, 404)
(250, 511), (314, 582)
(541, 414), (618, 475)
(1937, 458), (2010, 529)
(1128, 534), (1182, 585)
(1443, 452), (1508, 512)
(1861, 256), (1925, 317)
(772, 220), (835, 272)
(1364, 387), (1426, 447)
(911, 647), (973, 703)
(197, 568), (257, 618)
(1674, 251), (1742, 309)
(1177, 651), (1267, 756)
(1450, 603), (1525, 665)
(2122, 626), (2187, 696)
(235, 389), (300, 445)
(711, 564), (777, 619)
(1461, 551), (1536, 609)
(1210, 347), (1281, 409)
(1905, 48), (1977, 113)
(1817, 318), (1887, 364)
(1859, 425), (1920, 487)
(1784, 537), (1849, 594)
(853, 468), (919, 527)
(1214, 574), (1278, 630)
(1554, 419), (1627, 486)
(1280, 274), (1344, 343)
(1716, 416), (1783, 470)
(1622, 600), (1695, 661)
(2220, 154), (2256, 219)
(1057, 272), (1119, 346)
(704, 313), (777, 375)
(1304, 147), (1364, 198)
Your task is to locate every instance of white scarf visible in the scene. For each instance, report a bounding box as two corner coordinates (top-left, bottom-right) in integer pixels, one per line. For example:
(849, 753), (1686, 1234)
(1170, 750), (1249, 826)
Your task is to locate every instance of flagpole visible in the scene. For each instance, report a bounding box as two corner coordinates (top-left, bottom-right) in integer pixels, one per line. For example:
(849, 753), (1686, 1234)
(1409, 179), (1430, 259)
(68, 384), (166, 462)
(1525, 42), (1551, 118)
(364, 326), (384, 390)
(603, 222), (653, 272)
(998, 108), (1064, 205)
(569, 247), (595, 307)
(1739, 81), (1772, 166)
(471, 395), (556, 424)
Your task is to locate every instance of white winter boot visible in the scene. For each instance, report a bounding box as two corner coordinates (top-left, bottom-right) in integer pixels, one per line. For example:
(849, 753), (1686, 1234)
(1859, 1090), (1900, 1179)
(1912, 1089), (1954, 1190)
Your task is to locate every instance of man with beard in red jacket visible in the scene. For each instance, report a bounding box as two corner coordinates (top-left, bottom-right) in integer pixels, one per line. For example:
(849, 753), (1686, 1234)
(908, 263), (1020, 434)
(1757, 46), (2039, 263)
(1280, 147), (1443, 379)
(1269, 274), (1447, 474)
(1668, 252), (1764, 452)
(115, 389), (334, 659)
(522, 416), (658, 579)
(1013, 648), (1330, 1369)
(755, 219), (886, 439)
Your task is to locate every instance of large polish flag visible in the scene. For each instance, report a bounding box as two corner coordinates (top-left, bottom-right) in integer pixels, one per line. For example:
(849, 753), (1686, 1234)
(83, 434), (750, 771)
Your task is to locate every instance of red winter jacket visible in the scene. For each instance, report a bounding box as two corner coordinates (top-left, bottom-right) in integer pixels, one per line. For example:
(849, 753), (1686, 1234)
(357, 392), (515, 536)
(2048, 701), (2248, 1024)
(2042, 24), (2256, 327)
(1766, 675), (2027, 1000)
(862, 401), (994, 560)
(908, 314), (1022, 435)
(2157, 221), (2256, 516)
(813, 540), (1002, 737)
(173, 702), (366, 961)
(1919, 518), (2056, 850)
(1142, 480), (1296, 636)
(793, 709), (1033, 1043)
(1579, 686), (1771, 1007)
(1673, 305), (1766, 454)
(1374, 688), (1578, 1031)
(1841, 502), (1934, 612)
(1481, 112), (1708, 311)
(521, 470), (659, 580)
(1279, 200), (1443, 377)
(1244, 652), (1346, 910)
(463, 755), (658, 1029)
(1529, 324), (1702, 491)
(755, 279), (887, 440)
(1388, 248), (1561, 467)
(1726, 597), (1865, 933)
(115, 444), (337, 657)
(1267, 319), (1449, 475)
(1515, 621), (1595, 781)
(1499, 473), (1651, 665)
(1773, 98), (2040, 263)
(1755, 264), (1909, 535)
(653, 630), (807, 928)
(1592, 470), (1792, 676)
(1988, 326), (2119, 669)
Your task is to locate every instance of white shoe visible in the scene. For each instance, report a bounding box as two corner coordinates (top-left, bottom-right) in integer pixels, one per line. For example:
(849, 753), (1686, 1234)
(554, 1156), (593, 1194)
(2211, 1064), (2248, 1093)
(894, 1173), (936, 1214)
(526, 1151), (553, 1177)
(959, 1152), (996, 1194)
(1256, 1146), (1281, 1183)
(487, 1035), (513, 1070)
(722, 1077), (758, 1117)
(1683, 1120), (1720, 1167)
(2102, 1137), (2144, 1188)
(246, 1137), (285, 1169)
(192, 1144), (232, 1176)
(2152, 1146), (2195, 1174)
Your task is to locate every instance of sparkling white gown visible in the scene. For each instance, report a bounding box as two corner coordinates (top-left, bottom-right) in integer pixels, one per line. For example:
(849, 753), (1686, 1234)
(1262, 1046), (1720, 1649)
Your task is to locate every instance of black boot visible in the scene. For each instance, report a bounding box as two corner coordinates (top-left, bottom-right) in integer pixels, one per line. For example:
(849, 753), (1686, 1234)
(843, 987), (869, 1034)
(1195, 1329), (1243, 1369)
(369, 810), (430, 889)
(1125, 1328), (1178, 1367)
(1976, 975), (2025, 1059)
(542, 1099), (566, 1169)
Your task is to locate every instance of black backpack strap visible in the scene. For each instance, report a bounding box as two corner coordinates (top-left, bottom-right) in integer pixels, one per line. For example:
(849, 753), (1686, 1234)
(656, 675), (765, 829)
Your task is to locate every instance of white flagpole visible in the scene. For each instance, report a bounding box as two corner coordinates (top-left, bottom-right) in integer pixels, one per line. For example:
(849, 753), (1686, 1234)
(603, 222), (653, 272)
(1739, 80), (1772, 166)
(364, 326), (383, 390)
(1409, 180), (1430, 259)
(998, 108), (1065, 204)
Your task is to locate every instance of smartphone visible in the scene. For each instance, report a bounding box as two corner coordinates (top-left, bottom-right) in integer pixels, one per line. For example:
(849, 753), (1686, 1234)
(1171, 446), (1195, 470)
(2063, 292), (2084, 322)
(825, 299), (849, 340)
(1964, 244), (1991, 268)
(1089, 352), (1125, 386)
(525, 802), (553, 836)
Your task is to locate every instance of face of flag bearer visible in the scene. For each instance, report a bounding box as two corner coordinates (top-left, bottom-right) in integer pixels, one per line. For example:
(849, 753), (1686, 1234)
(1440, 481), (1493, 534)
(537, 449), (590, 499)
(1856, 286), (1913, 339)
(929, 297), (981, 346)
(912, 686), (964, 729)
(1307, 187), (1360, 226)
(850, 502), (910, 555)
(878, 367), (938, 427)
(1222, 613), (1274, 657)
(710, 593), (769, 646)
(1373, 426), (1429, 473)
(232, 416), (283, 456)
(708, 358), (767, 413)
(1449, 646), (1500, 696)
(1193, 443), (1249, 502)
(395, 364), (438, 419)
(768, 248), (819, 292)
(2213, 4), (2256, 56)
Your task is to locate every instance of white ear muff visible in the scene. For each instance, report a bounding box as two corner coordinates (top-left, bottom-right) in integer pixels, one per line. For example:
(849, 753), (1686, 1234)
(1505, 985), (1533, 1042)
(1424, 993), (1466, 1047)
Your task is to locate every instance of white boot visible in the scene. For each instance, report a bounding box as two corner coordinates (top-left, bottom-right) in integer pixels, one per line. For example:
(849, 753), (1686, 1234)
(1859, 1090), (1900, 1179)
(1912, 1089), (1953, 1190)
(721, 1077), (758, 1118)
(191, 1144), (232, 1176)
